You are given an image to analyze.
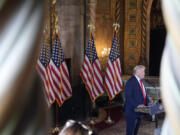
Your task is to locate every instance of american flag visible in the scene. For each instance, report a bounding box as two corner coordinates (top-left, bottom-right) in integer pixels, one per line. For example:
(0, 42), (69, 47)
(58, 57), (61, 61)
(80, 35), (104, 102)
(37, 39), (55, 105)
(49, 35), (72, 107)
(104, 32), (123, 100)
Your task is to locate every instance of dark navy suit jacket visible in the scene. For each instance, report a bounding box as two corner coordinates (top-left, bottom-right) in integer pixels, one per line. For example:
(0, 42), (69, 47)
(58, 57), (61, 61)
(124, 76), (150, 117)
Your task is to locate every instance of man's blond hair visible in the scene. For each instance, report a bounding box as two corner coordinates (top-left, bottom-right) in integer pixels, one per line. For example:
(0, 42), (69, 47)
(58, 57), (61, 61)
(133, 65), (145, 75)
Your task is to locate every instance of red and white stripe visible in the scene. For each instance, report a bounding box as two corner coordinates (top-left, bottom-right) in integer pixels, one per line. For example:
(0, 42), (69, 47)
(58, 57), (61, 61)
(49, 60), (72, 106)
(37, 60), (55, 104)
(104, 58), (123, 100)
(80, 55), (104, 102)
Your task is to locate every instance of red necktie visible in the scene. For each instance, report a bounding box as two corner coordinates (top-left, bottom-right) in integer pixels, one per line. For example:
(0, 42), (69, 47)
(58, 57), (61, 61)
(140, 80), (146, 105)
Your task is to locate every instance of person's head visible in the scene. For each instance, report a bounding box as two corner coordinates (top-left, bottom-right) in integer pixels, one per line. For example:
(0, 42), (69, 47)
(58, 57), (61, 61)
(59, 120), (93, 135)
(133, 65), (145, 79)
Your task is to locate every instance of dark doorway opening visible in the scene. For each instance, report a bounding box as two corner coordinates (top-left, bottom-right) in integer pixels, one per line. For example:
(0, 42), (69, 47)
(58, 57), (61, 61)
(149, 0), (166, 76)
(149, 28), (166, 76)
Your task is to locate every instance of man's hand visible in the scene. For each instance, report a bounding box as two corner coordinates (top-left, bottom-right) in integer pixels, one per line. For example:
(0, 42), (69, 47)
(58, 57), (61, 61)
(137, 104), (145, 108)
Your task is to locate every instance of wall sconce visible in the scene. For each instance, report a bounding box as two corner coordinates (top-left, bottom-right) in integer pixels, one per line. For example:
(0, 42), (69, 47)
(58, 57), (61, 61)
(101, 48), (111, 58)
(100, 47), (111, 76)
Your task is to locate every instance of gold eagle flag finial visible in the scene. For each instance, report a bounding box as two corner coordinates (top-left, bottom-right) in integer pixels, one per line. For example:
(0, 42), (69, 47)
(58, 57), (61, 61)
(88, 24), (95, 35)
(113, 22), (120, 33)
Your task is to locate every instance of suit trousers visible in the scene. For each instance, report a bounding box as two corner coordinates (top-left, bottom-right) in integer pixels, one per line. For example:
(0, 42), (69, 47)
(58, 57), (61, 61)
(125, 114), (142, 135)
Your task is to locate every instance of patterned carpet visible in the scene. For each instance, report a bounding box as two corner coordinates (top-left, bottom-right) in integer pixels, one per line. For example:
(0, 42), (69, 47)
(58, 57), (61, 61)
(94, 106), (164, 135)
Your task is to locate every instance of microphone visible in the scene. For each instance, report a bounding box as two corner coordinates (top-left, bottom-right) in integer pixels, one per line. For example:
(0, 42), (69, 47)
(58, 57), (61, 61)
(145, 79), (155, 87)
(145, 79), (159, 103)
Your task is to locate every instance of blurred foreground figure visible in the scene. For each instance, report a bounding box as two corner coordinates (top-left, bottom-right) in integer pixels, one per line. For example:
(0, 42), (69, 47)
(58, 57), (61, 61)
(161, 0), (180, 134)
(59, 120), (96, 135)
(0, 0), (50, 134)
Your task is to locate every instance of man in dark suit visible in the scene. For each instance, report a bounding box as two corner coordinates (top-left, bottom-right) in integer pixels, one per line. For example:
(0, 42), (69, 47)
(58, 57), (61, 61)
(124, 65), (150, 135)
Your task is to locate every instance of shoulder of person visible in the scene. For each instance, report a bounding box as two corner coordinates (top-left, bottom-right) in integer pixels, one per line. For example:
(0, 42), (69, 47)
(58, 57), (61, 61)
(126, 76), (135, 84)
(129, 76), (136, 81)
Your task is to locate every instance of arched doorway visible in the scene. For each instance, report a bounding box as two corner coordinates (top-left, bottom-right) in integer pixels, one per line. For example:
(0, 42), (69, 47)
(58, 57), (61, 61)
(140, 0), (166, 76)
(149, 0), (166, 76)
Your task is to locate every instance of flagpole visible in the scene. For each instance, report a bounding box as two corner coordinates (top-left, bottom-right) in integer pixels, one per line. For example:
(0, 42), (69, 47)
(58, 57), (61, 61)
(56, 103), (59, 126)
(113, 22), (120, 59)
(84, 0), (87, 54)
(105, 100), (113, 124)
(90, 32), (95, 125)
(105, 23), (120, 124)
(49, 0), (53, 53)
(50, 0), (61, 133)
(87, 24), (96, 126)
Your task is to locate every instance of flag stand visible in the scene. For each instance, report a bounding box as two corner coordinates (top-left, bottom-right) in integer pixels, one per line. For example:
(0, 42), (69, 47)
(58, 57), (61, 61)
(55, 103), (59, 127)
(90, 102), (96, 125)
(51, 103), (60, 134)
(105, 100), (114, 124)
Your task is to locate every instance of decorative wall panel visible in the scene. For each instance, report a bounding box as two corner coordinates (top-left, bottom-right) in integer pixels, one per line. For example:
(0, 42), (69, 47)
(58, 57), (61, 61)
(129, 39), (137, 48)
(128, 26), (136, 36)
(129, 0), (137, 9)
(129, 13), (136, 22)
(124, 0), (142, 74)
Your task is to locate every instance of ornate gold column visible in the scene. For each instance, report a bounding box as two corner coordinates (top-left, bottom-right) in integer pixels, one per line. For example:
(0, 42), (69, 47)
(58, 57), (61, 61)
(140, 0), (153, 75)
